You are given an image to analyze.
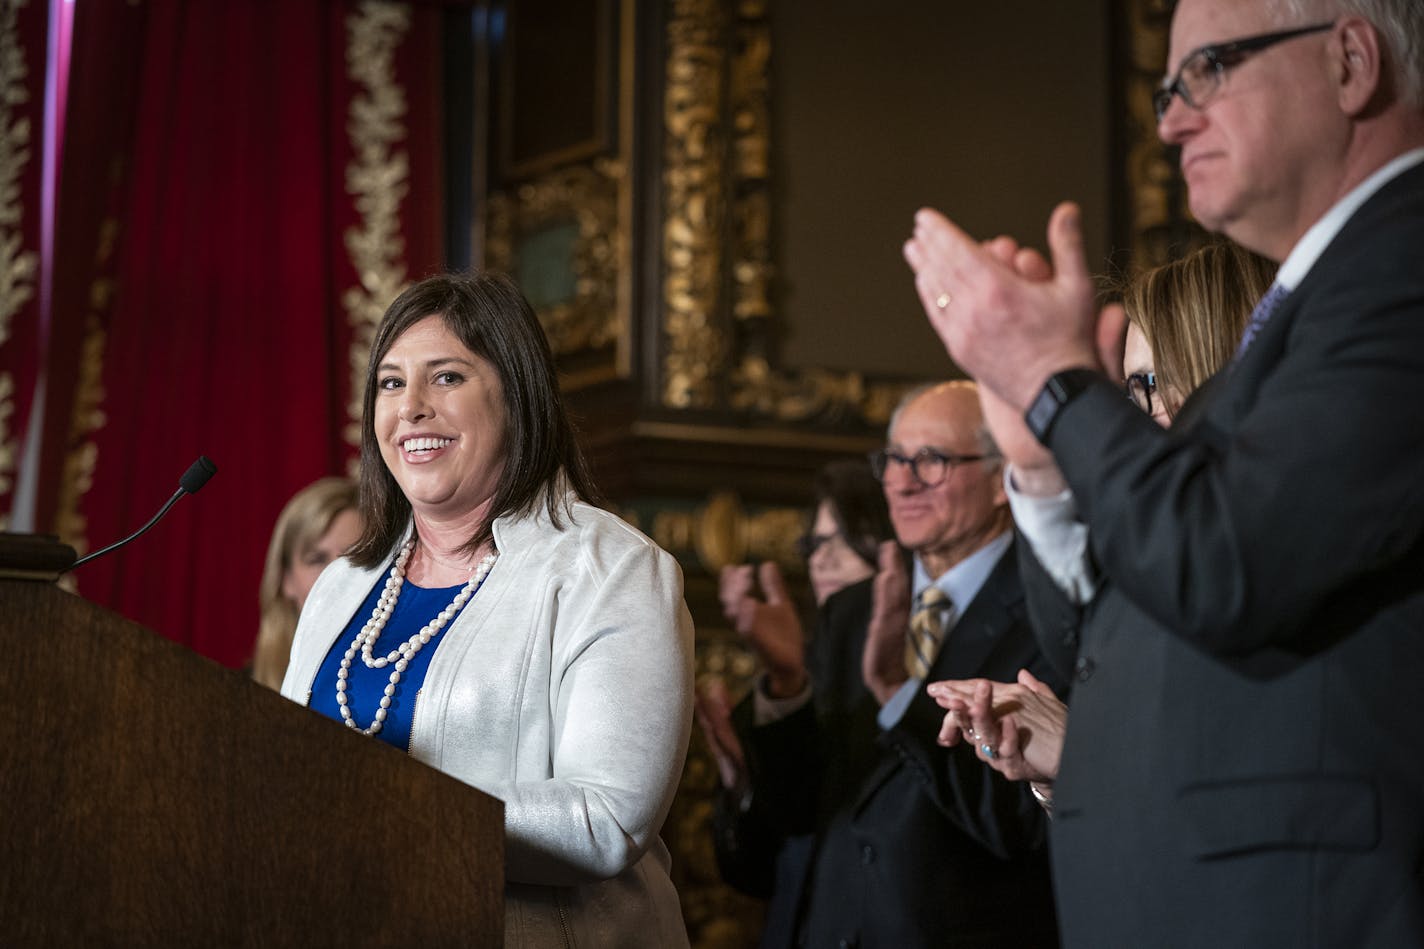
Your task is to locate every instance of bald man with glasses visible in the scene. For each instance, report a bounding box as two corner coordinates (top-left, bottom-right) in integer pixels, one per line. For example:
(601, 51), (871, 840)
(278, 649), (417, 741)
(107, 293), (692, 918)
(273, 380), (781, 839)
(722, 382), (1063, 947)
(904, 0), (1424, 945)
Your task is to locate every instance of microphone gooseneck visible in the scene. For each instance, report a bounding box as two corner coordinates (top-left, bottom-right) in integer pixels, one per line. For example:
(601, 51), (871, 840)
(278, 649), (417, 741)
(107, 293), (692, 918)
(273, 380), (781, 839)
(70, 456), (218, 571)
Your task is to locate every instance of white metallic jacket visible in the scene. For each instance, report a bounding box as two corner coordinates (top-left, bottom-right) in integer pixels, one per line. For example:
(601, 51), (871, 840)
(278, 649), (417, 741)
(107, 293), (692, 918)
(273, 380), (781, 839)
(282, 495), (694, 947)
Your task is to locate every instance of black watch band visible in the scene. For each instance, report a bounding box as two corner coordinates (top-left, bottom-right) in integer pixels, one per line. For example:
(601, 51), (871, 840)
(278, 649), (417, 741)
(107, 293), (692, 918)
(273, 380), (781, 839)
(1024, 369), (1102, 445)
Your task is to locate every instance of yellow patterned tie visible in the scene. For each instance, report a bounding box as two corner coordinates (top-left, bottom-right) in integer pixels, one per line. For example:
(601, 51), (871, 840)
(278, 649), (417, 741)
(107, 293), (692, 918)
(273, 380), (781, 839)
(905, 586), (951, 680)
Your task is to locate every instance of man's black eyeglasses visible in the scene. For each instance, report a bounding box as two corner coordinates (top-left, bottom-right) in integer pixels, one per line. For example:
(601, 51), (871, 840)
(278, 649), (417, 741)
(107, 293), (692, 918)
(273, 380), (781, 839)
(1154, 22), (1334, 122)
(868, 448), (996, 487)
(1124, 371), (1158, 415)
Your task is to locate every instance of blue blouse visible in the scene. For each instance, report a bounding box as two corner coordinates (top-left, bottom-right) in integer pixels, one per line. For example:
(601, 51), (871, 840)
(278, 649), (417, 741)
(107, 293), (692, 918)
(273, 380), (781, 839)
(308, 574), (473, 751)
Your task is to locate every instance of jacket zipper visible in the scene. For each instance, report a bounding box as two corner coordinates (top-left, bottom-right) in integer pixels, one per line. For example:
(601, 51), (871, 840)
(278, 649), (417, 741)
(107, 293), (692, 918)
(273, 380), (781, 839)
(556, 893), (574, 948)
(406, 688), (423, 755)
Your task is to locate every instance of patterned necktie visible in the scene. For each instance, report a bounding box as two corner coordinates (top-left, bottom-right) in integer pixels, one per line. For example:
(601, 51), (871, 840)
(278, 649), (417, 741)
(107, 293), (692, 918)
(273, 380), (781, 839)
(1234, 282), (1291, 360)
(905, 586), (952, 681)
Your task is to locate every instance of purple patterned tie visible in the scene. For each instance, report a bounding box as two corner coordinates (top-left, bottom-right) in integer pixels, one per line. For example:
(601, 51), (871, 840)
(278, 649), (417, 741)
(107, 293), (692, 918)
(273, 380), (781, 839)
(1234, 282), (1290, 360)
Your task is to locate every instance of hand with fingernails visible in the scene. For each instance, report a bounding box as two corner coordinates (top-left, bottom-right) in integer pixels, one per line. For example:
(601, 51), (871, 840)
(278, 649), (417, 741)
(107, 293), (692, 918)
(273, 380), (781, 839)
(928, 668), (1067, 796)
(903, 202), (1105, 414)
(694, 677), (750, 796)
(860, 540), (913, 706)
(719, 561), (808, 699)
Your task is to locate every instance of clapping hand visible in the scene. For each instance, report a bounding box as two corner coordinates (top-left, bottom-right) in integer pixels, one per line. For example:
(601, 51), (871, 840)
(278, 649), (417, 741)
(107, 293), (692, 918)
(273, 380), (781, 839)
(694, 677), (749, 794)
(719, 561), (808, 698)
(928, 668), (1067, 787)
(861, 540), (912, 705)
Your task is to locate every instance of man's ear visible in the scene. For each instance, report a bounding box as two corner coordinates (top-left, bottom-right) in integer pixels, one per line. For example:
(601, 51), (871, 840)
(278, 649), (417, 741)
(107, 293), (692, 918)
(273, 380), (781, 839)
(991, 469), (1009, 509)
(1334, 16), (1384, 116)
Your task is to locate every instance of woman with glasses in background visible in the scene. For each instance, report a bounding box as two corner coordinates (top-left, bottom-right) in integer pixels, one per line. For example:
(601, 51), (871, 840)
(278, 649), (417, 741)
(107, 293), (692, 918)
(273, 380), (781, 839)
(696, 459), (894, 949)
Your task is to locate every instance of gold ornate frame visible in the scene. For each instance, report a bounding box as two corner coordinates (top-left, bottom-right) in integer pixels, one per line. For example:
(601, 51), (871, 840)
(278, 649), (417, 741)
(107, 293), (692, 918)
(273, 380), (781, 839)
(1117, 0), (1199, 268)
(660, 0), (916, 426)
(656, 0), (1190, 432)
(484, 161), (625, 366)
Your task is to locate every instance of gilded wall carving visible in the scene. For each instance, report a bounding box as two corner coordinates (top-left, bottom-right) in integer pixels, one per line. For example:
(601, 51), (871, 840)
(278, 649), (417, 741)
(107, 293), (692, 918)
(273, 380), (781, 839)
(662, 0), (730, 409)
(659, 0), (1188, 430)
(660, 0), (934, 425)
(486, 161), (624, 358)
(650, 489), (803, 576)
(0, 0), (38, 523)
(1122, 0), (1198, 268)
(55, 218), (121, 556)
(342, 1), (413, 457)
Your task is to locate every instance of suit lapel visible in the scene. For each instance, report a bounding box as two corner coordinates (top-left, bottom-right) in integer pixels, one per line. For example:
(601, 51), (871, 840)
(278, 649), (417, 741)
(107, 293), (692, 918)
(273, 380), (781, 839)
(850, 543), (1023, 814)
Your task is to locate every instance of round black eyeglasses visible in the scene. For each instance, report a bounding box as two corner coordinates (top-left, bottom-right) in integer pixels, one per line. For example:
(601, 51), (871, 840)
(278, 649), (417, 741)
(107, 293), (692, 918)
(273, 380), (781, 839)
(1153, 22), (1334, 122)
(868, 448), (996, 487)
(1124, 371), (1158, 415)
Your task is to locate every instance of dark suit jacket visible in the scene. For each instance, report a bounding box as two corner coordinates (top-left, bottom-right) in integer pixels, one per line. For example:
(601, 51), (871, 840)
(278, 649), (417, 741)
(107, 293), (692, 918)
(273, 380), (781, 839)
(738, 542), (1063, 949)
(712, 577), (882, 949)
(1030, 159), (1424, 947)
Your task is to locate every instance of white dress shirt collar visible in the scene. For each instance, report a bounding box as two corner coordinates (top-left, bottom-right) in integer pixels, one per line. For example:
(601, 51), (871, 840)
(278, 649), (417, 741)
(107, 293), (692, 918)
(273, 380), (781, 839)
(911, 528), (1013, 612)
(1276, 147), (1424, 291)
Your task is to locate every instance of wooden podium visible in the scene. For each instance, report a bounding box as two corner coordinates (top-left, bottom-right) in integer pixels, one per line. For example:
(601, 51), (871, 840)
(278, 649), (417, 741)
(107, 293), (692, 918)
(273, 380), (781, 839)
(0, 535), (503, 946)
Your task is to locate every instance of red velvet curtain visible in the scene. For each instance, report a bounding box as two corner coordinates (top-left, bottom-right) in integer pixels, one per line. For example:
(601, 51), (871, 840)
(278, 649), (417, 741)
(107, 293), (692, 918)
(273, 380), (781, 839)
(39, 0), (447, 667)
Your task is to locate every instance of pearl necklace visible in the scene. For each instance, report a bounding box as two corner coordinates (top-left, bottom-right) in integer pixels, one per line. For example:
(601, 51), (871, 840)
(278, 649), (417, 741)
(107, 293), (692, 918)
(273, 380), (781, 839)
(336, 536), (497, 736)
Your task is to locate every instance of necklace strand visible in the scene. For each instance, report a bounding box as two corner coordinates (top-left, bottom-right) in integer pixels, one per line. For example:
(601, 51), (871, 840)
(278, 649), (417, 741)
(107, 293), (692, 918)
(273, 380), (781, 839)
(335, 537), (497, 736)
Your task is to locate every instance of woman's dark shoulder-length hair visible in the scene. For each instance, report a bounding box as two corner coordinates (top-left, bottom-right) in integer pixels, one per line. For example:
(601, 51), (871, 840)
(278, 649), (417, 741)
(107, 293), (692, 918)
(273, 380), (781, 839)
(812, 459), (893, 568)
(348, 271), (599, 567)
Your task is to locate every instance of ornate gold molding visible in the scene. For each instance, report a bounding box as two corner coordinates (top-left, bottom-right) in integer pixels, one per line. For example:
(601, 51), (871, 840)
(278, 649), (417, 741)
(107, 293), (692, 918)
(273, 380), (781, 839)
(54, 218), (121, 556)
(656, 0), (1193, 426)
(661, 0), (729, 409)
(1122, 0), (1200, 268)
(650, 489), (803, 576)
(0, 0), (39, 522)
(342, 1), (413, 457)
(729, 357), (914, 427)
(660, 0), (927, 425)
(485, 160), (624, 359)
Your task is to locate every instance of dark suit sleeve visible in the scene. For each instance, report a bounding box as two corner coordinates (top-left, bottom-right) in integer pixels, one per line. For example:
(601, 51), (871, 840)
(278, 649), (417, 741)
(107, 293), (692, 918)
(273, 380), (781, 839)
(710, 691), (817, 897)
(1047, 192), (1424, 660)
(741, 700), (822, 837)
(710, 785), (778, 898)
(1017, 536), (1086, 684)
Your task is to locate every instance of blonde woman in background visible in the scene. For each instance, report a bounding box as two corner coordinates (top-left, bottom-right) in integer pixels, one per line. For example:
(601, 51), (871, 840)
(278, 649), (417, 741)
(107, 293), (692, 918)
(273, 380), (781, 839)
(251, 477), (360, 689)
(1120, 240), (1276, 425)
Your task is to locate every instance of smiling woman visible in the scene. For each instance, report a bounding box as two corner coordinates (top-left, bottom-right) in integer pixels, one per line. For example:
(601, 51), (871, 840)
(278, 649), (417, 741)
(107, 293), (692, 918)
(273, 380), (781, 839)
(373, 317), (509, 526)
(279, 272), (695, 948)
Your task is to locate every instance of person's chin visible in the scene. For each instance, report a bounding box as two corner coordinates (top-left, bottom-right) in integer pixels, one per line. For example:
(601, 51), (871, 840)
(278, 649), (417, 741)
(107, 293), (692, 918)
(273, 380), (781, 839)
(1186, 185), (1235, 235)
(402, 482), (460, 512)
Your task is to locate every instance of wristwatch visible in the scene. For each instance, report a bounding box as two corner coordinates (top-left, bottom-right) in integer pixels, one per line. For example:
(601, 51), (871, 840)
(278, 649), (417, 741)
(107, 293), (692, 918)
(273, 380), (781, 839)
(1024, 368), (1101, 445)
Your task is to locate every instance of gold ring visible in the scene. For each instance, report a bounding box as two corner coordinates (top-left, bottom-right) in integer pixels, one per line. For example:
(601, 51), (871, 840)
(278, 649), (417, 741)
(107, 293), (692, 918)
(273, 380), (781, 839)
(935, 292), (952, 310)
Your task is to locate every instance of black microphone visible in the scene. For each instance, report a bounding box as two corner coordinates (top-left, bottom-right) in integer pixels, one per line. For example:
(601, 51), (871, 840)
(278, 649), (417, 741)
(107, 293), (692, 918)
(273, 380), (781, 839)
(71, 456), (218, 570)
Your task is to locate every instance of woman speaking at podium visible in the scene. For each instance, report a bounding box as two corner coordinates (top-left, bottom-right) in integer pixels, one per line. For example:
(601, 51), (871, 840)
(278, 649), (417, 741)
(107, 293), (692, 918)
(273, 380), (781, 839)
(281, 272), (694, 946)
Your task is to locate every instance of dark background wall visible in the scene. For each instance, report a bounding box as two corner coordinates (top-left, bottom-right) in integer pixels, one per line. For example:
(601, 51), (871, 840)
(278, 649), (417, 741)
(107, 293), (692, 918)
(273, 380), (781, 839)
(772, 0), (1113, 379)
